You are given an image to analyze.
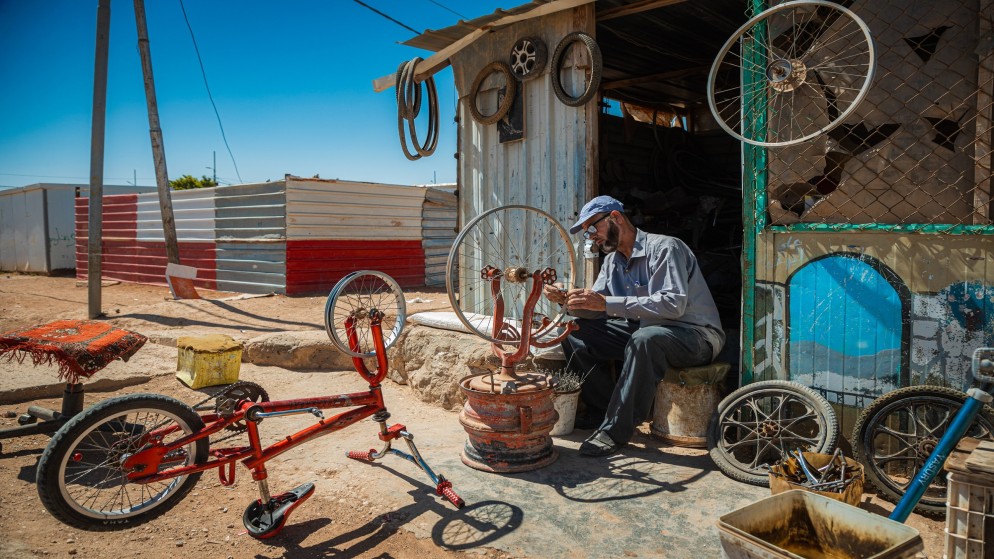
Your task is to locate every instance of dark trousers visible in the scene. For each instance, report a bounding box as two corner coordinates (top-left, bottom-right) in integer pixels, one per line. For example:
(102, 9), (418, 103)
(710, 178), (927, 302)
(562, 318), (713, 445)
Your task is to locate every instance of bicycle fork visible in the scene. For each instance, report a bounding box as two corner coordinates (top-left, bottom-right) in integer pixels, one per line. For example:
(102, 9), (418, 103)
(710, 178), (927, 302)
(347, 411), (465, 508)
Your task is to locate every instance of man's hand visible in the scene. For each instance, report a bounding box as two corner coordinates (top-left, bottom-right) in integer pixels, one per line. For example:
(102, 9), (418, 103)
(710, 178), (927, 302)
(566, 288), (606, 312)
(543, 283), (567, 305)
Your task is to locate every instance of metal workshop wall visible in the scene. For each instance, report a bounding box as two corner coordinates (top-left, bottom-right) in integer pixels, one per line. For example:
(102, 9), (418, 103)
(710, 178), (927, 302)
(450, 5), (594, 296)
(0, 183), (151, 273)
(214, 182), (287, 294)
(0, 186), (44, 272)
(422, 186), (457, 287)
(284, 176), (427, 294)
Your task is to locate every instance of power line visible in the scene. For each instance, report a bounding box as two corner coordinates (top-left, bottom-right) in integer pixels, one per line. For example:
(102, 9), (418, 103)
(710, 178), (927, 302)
(178, 0), (243, 183)
(425, 0), (467, 20)
(352, 0), (419, 35)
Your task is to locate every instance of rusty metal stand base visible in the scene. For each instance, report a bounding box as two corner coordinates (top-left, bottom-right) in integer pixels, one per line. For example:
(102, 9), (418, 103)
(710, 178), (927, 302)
(461, 443), (558, 473)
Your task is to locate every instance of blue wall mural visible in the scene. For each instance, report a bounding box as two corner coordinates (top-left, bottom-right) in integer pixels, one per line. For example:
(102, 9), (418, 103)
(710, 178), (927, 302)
(787, 254), (910, 408)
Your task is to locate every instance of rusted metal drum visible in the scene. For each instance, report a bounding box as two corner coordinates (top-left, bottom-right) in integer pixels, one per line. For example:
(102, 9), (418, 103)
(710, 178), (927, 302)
(459, 373), (559, 473)
(650, 362), (730, 448)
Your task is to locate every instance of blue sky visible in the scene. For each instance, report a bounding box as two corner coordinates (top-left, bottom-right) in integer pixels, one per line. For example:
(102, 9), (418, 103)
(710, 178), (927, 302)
(0, 0), (508, 189)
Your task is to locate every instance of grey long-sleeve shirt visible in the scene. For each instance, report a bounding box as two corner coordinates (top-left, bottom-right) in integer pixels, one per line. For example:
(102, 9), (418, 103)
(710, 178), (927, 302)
(575, 229), (725, 360)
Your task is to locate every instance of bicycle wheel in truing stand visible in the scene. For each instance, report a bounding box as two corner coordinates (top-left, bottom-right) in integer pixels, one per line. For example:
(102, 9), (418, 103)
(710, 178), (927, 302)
(325, 270), (407, 358)
(446, 205), (577, 346)
(707, 0), (875, 147)
(36, 394), (209, 529)
(707, 380), (839, 486)
(852, 385), (994, 516)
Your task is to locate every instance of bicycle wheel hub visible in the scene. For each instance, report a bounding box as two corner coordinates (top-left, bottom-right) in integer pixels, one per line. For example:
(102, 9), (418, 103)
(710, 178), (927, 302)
(917, 438), (938, 456)
(766, 58), (807, 92)
(759, 420), (782, 437)
(503, 267), (530, 283)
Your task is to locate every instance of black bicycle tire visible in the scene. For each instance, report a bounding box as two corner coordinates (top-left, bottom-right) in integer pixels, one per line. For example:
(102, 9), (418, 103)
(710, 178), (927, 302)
(852, 385), (994, 517)
(707, 379), (839, 486)
(395, 58), (439, 160)
(37, 394), (209, 530)
(468, 61), (517, 125)
(508, 36), (548, 81)
(550, 31), (602, 107)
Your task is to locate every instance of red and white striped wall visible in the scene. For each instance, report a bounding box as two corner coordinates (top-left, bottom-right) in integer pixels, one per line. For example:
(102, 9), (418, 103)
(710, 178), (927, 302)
(76, 177), (451, 295)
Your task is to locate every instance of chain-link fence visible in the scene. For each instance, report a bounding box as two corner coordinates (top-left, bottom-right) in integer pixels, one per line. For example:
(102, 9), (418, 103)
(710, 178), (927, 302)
(740, 0), (994, 230)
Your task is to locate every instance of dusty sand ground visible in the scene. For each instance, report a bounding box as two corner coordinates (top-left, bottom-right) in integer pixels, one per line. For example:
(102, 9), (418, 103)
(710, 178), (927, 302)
(0, 274), (947, 558)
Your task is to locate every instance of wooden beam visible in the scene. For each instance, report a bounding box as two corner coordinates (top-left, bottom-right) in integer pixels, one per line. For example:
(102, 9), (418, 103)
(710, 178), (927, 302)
(596, 0), (688, 23)
(601, 66), (707, 90)
(373, 0), (596, 92)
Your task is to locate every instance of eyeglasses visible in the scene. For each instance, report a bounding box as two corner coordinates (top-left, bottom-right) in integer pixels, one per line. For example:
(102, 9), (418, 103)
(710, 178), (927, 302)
(582, 213), (610, 239)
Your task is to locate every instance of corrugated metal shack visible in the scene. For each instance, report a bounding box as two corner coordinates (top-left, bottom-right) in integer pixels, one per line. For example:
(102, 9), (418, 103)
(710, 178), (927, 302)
(0, 183), (154, 273)
(401, 0), (993, 431)
(75, 176), (456, 294)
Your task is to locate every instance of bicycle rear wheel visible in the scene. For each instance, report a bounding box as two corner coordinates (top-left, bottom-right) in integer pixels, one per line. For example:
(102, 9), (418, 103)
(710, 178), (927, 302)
(852, 385), (994, 516)
(36, 394), (208, 530)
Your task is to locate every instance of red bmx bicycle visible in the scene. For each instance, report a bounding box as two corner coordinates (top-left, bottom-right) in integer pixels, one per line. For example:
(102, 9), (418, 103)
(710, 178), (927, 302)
(35, 270), (464, 539)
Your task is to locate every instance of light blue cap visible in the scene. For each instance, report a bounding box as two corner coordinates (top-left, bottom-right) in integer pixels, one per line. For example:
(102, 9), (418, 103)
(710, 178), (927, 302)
(569, 195), (624, 234)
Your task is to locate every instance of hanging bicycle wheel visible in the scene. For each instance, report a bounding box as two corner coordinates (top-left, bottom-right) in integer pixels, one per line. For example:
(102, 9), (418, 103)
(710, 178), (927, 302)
(325, 270), (407, 358)
(707, 380), (839, 486)
(446, 205), (577, 345)
(707, 0), (875, 147)
(852, 385), (994, 516)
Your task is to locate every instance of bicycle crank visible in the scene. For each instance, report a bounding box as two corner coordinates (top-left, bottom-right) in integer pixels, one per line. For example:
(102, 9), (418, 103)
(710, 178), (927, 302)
(242, 482), (315, 539)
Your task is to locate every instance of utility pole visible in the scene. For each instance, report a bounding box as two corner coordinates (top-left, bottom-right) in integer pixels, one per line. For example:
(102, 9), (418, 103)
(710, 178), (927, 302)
(134, 0), (180, 265)
(87, 0), (111, 319)
(213, 150), (216, 183)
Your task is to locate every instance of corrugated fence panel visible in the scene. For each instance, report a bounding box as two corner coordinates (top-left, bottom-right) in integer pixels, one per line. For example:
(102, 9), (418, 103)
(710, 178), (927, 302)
(77, 192), (216, 289)
(285, 239), (424, 295)
(0, 192), (15, 271)
(285, 178), (425, 239)
(214, 182), (287, 293)
(215, 241), (286, 294)
(284, 178), (427, 294)
(422, 187), (457, 287)
(46, 187), (78, 271)
(215, 182), (286, 241)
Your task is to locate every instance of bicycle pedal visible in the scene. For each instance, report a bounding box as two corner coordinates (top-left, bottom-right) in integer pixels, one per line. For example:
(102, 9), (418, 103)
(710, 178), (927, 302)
(242, 482), (315, 539)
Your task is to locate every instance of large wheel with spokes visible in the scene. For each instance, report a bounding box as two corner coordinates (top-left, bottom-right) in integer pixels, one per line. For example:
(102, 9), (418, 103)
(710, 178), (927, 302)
(325, 270), (407, 358)
(446, 205), (577, 345)
(707, 380), (839, 486)
(852, 385), (994, 516)
(36, 394), (208, 529)
(707, 0), (875, 147)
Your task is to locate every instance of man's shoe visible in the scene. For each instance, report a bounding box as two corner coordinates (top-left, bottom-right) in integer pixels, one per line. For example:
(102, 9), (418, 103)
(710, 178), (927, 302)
(579, 430), (619, 457)
(574, 413), (604, 431)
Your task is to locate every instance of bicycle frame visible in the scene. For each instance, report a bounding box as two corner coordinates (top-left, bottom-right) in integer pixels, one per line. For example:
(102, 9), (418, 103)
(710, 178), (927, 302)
(123, 313), (391, 488)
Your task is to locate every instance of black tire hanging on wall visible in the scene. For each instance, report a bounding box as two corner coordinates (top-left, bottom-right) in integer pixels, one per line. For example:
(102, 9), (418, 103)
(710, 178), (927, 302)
(468, 61), (517, 125)
(551, 31), (602, 107)
(508, 36), (548, 81)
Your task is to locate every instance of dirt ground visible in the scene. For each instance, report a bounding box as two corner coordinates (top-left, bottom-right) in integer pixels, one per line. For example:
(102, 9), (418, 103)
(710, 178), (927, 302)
(0, 273), (947, 558)
(0, 274), (499, 559)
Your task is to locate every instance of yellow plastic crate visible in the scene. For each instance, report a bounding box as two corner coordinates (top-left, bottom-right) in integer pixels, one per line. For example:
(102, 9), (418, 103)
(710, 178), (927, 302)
(176, 334), (242, 389)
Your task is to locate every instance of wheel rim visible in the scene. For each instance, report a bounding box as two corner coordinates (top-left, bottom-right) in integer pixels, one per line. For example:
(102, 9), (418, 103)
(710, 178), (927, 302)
(325, 270), (407, 358)
(57, 407), (197, 521)
(446, 205), (577, 345)
(707, 0), (875, 147)
(863, 396), (994, 505)
(715, 387), (833, 477)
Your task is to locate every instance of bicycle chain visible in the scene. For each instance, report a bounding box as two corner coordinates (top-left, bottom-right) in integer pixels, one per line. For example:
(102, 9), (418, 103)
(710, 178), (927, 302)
(191, 381), (270, 446)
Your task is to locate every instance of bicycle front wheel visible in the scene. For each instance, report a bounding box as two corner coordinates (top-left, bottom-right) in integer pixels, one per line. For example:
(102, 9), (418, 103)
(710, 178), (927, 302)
(37, 394), (209, 530)
(852, 385), (994, 516)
